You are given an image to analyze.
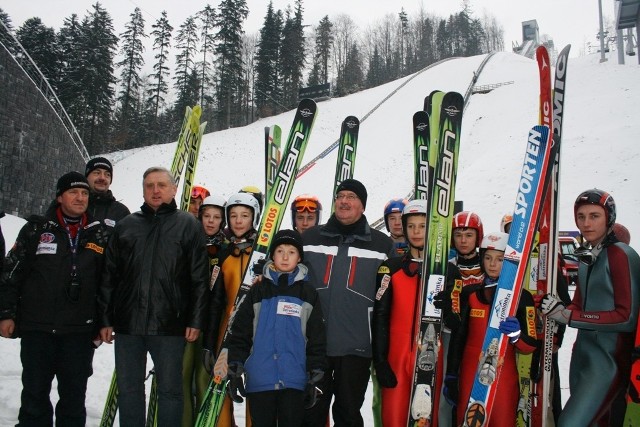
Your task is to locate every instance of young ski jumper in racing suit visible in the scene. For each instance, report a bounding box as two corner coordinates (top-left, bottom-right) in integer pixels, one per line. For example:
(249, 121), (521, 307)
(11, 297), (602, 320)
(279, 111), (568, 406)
(372, 200), (448, 426)
(539, 189), (640, 426)
(436, 211), (484, 427)
(446, 232), (538, 427)
(204, 192), (261, 427)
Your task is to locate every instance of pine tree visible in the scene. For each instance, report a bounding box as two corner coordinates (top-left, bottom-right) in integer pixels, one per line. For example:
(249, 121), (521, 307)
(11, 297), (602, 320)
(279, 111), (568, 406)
(57, 14), (85, 129)
(366, 45), (383, 87)
(173, 15), (200, 121)
(435, 18), (450, 60)
(16, 17), (60, 90)
(115, 7), (146, 146)
(340, 42), (363, 94)
(280, 0), (305, 108)
(198, 4), (217, 121)
(254, 1), (282, 117)
(147, 10), (173, 122)
(314, 15), (333, 84)
(0, 8), (13, 32)
(78, 3), (118, 154)
(214, 0), (249, 128)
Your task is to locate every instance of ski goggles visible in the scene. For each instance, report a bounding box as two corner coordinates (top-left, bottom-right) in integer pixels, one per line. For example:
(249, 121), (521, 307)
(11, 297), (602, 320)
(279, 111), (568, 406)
(191, 186), (210, 200)
(293, 198), (320, 213)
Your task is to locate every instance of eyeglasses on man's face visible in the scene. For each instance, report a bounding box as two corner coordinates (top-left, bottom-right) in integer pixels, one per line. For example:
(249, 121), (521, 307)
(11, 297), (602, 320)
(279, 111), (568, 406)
(334, 193), (359, 201)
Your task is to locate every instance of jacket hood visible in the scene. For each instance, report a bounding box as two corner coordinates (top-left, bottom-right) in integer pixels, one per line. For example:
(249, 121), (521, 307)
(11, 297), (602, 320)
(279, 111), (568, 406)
(263, 259), (308, 284)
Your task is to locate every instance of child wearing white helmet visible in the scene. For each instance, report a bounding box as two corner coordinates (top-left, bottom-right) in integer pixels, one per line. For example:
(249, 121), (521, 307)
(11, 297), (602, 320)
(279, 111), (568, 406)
(203, 191), (261, 427)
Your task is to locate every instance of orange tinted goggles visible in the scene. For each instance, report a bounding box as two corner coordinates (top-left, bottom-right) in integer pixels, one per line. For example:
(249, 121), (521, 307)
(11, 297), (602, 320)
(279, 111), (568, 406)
(191, 186), (210, 200)
(294, 199), (319, 213)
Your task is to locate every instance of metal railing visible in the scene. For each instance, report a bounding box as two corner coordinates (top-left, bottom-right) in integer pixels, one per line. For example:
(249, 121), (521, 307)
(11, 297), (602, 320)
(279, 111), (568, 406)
(472, 81), (515, 94)
(0, 21), (89, 160)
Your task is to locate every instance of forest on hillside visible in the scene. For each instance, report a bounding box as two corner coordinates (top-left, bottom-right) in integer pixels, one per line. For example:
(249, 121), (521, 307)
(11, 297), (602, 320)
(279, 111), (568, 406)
(0, 0), (503, 155)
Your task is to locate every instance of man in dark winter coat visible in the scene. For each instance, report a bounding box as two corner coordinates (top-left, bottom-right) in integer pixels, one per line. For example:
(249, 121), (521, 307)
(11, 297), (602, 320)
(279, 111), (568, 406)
(302, 178), (394, 427)
(84, 157), (130, 228)
(0, 171), (108, 426)
(98, 166), (209, 427)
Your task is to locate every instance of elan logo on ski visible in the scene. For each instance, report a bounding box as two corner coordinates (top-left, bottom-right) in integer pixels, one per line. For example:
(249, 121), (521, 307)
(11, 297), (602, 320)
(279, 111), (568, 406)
(345, 118), (358, 129)
(443, 104), (461, 117)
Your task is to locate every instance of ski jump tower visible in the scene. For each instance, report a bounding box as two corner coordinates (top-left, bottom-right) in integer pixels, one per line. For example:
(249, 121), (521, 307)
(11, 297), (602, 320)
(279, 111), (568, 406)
(0, 22), (89, 218)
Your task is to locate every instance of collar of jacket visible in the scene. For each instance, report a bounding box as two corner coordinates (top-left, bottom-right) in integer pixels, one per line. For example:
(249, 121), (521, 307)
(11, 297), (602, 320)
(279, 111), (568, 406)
(265, 261), (308, 285)
(90, 190), (116, 204)
(140, 199), (178, 216)
(321, 214), (371, 242)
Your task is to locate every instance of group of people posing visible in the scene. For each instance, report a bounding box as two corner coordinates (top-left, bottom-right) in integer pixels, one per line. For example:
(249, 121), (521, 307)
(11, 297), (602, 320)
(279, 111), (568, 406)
(0, 156), (639, 427)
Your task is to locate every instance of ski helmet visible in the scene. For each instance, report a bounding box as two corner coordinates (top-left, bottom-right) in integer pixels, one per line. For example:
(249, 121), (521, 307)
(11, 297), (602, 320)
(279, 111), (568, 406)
(574, 189), (616, 228)
(612, 222), (630, 245)
(452, 211), (484, 247)
(384, 198), (408, 232)
(499, 213), (513, 234)
(226, 192), (261, 230)
(199, 194), (227, 228)
(480, 231), (509, 253)
(291, 194), (323, 227)
(401, 199), (428, 238)
(239, 185), (264, 213)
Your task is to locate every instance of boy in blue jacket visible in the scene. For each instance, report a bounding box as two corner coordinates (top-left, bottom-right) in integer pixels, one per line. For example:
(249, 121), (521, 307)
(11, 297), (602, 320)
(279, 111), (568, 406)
(225, 229), (327, 427)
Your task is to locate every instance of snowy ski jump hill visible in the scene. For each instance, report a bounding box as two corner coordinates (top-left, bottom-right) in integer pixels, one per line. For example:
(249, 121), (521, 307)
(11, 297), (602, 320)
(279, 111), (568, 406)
(108, 51), (639, 240)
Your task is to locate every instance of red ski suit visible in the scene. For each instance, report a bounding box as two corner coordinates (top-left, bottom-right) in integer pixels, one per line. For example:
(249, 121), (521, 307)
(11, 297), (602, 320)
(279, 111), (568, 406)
(372, 255), (420, 427)
(450, 283), (537, 426)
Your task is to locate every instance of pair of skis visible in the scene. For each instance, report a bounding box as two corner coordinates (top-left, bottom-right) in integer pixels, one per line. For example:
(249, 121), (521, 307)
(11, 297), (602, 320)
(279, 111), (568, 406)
(194, 99), (317, 426)
(464, 45), (570, 427)
(172, 105), (208, 211)
(462, 122), (555, 427)
(407, 90), (464, 426)
(99, 105), (207, 427)
(515, 44), (571, 427)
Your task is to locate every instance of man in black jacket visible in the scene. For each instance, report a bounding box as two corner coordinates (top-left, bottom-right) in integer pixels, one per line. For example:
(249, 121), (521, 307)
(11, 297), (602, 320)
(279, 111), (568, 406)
(302, 179), (394, 427)
(84, 157), (130, 228)
(0, 171), (108, 426)
(98, 166), (209, 427)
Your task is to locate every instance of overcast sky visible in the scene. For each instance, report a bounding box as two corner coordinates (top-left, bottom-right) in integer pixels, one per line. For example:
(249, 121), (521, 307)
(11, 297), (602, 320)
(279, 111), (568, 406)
(3, 0), (615, 58)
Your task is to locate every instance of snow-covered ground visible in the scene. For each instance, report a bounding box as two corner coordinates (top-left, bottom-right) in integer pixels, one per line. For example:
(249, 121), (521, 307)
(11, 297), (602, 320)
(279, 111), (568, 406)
(0, 48), (637, 425)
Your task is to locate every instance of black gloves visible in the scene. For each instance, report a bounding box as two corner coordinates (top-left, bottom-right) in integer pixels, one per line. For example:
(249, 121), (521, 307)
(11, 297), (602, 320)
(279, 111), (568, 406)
(374, 361), (398, 388)
(252, 258), (267, 275)
(304, 369), (325, 409)
(433, 289), (451, 310)
(203, 349), (215, 374)
(443, 374), (459, 406)
(226, 362), (246, 403)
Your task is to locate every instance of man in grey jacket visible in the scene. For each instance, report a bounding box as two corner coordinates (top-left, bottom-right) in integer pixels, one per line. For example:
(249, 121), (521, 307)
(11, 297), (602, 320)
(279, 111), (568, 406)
(302, 179), (394, 427)
(98, 166), (209, 427)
